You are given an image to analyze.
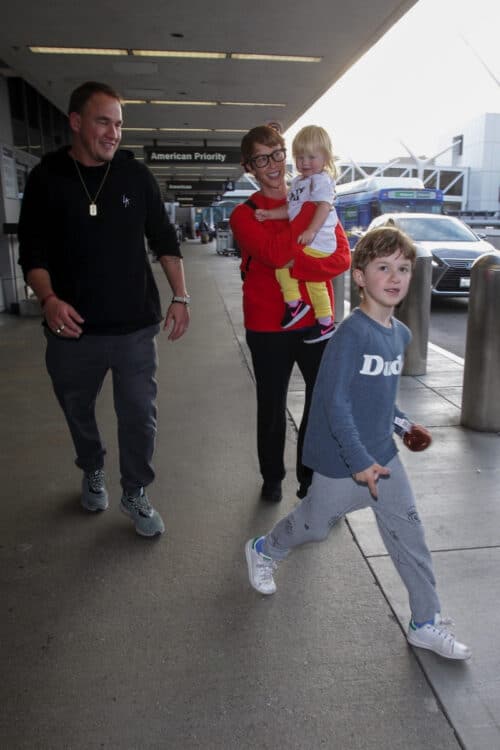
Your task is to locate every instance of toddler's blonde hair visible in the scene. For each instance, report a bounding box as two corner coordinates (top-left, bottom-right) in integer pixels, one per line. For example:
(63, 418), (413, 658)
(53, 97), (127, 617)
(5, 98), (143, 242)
(292, 125), (337, 178)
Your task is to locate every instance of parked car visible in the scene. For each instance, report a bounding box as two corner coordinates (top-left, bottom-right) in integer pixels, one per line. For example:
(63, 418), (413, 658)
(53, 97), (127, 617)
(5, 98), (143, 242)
(367, 213), (499, 296)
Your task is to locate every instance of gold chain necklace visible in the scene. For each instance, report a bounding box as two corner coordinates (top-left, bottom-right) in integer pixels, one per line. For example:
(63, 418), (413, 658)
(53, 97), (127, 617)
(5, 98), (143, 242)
(72, 159), (111, 217)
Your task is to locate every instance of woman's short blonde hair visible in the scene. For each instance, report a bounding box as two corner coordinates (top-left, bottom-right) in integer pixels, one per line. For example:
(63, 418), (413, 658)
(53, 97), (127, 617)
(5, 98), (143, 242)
(292, 125), (337, 178)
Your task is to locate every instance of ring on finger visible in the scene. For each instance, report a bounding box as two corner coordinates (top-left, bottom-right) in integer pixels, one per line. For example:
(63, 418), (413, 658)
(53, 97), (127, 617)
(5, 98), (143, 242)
(55, 326), (62, 334)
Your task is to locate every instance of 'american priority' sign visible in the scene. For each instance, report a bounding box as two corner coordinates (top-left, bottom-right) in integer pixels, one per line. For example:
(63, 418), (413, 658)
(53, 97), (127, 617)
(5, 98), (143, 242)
(145, 147), (241, 165)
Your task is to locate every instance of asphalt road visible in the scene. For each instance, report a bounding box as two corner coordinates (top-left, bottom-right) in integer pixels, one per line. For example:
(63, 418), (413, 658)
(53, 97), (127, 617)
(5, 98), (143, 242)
(429, 296), (469, 359)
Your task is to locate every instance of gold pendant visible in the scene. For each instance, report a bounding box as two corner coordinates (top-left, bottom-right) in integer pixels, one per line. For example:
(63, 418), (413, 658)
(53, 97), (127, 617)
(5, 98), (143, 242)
(89, 203), (97, 216)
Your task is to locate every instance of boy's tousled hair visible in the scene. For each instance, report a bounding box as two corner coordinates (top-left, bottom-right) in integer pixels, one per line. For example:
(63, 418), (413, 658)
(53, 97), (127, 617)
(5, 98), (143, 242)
(240, 125), (286, 167)
(68, 81), (122, 115)
(352, 225), (417, 273)
(292, 125), (337, 178)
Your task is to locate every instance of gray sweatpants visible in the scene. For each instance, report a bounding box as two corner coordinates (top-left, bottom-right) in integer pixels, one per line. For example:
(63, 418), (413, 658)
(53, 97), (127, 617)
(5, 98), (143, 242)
(45, 324), (159, 494)
(262, 455), (441, 623)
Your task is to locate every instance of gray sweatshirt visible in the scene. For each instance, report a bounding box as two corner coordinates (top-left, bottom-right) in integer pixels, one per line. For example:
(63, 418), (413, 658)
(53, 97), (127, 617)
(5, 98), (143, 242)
(303, 308), (411, 478)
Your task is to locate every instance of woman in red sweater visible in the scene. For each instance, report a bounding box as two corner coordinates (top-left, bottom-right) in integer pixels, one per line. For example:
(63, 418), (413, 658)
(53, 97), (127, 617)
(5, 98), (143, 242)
(230, 125), (351, 502)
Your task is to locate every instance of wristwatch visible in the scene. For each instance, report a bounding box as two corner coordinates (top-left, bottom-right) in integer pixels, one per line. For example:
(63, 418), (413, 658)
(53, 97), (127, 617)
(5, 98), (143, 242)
(171, 294), (191, 305)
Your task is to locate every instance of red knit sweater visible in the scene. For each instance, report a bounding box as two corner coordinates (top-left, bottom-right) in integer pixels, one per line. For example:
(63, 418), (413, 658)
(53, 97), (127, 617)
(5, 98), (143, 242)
(230, 191), (351, 332)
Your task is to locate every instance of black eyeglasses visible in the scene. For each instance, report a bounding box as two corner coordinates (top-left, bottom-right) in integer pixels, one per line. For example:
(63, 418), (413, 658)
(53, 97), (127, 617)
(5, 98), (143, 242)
(249, 148), (287, 168)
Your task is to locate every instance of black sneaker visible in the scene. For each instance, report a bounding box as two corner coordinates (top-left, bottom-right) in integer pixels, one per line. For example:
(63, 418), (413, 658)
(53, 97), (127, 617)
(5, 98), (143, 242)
(260, 481), (282, 503)
(281, 301), (311, 329)
(296, 483), (309, 499)
(304, 321), (336, 344)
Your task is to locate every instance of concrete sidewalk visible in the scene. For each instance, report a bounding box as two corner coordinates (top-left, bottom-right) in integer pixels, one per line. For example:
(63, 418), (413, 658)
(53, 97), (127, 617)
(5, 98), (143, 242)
(1, 239), (498, 749)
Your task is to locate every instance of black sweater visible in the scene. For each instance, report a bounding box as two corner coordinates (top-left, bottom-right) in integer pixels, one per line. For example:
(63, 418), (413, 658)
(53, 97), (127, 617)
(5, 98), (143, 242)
(18, 147), (181, 334)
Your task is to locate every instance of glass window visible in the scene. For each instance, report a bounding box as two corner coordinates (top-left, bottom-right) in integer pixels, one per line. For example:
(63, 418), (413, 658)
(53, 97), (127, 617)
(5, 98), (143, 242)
(39, 97), (53, 151)
(337, 205), (359, 230)
(7, 76), (69, 155)
(53, 108), (69, 147)
(422, 172), (437, 189)
(11, 117), (28, 151)
(7, 78), (24, 120)
(25, 82), (39, 130)
(396, 216), (477, 242)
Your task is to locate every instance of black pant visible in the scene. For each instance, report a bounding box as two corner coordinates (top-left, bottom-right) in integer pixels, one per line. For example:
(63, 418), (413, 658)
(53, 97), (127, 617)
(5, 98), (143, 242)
(246, 329), (327, 489)
(45, 325), (159, 494)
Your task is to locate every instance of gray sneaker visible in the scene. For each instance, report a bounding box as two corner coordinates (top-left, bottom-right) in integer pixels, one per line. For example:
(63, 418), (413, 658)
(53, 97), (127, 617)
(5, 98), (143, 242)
(120, 487), (165, 537)
(81, 469), (109, 512)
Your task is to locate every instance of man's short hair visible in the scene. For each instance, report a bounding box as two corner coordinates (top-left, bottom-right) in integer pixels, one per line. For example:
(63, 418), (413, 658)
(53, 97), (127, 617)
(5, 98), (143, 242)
(68, 81), (122, 115)
(352, 225), (417, 272)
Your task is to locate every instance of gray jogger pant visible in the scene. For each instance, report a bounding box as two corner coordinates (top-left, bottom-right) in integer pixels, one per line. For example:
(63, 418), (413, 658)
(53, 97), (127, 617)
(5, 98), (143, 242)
(262, 455), (441, 623)
(45, 324), (159, 494)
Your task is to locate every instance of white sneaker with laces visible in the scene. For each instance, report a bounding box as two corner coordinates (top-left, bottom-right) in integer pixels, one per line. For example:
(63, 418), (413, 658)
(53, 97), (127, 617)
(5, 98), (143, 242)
(407, 614), (471, 660)
(245, 537), (277, 595)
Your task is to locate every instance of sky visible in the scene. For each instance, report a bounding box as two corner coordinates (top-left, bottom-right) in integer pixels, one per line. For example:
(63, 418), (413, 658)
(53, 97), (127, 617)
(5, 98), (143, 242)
(285, 0), (500, 164)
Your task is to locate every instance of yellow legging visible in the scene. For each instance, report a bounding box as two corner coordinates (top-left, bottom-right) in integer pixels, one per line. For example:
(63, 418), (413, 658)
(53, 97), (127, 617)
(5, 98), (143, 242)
(275, 246), (332, 319)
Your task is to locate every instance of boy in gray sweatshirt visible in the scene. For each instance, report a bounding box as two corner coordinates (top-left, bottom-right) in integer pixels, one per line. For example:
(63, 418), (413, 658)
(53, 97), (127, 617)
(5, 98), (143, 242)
(245, 225), (471, 661)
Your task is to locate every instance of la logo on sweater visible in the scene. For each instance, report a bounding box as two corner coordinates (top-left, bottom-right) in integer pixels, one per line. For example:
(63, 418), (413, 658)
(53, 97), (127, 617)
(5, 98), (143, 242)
(359, 354), (403, 376)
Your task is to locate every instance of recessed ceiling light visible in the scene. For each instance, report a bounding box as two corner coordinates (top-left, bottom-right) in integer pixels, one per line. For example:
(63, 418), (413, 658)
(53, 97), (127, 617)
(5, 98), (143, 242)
(28, 46), (320, 63)
(124, 99), (281, 109)
(29, 46), (128, 55)
(230, 53), (321, 62)
(151, 100), (217, 106)
(132, 50), (226, 59)
(221, 101), (286, 107)
(159, 127), (211, 132)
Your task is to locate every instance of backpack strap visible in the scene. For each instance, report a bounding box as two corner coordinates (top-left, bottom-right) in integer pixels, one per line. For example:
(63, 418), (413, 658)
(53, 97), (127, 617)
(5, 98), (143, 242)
(241, 199), (258, 279)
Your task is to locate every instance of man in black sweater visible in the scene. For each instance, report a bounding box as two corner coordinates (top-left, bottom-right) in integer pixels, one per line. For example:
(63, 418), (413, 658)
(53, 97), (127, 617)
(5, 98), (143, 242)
(18, 81), (190, 538)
